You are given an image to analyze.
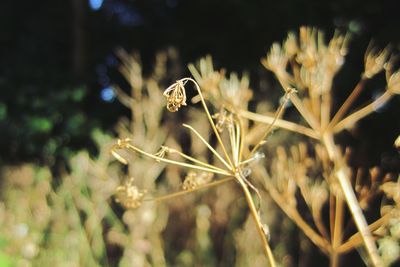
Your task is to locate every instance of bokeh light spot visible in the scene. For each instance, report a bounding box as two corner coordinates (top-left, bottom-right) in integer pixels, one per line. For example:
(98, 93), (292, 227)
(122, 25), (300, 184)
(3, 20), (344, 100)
(89, 0), (103, 11)
(100, 86), (115, 102)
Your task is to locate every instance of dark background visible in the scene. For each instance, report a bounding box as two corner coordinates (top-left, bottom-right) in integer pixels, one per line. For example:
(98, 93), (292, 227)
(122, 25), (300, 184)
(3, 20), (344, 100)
(0, 0), (399, 169)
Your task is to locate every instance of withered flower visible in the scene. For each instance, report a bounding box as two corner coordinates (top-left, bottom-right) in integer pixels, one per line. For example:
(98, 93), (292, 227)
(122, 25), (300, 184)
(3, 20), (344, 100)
(115, 178), (147, 209)
(163, 79), (187, 112)
(182, 171), (214, 190)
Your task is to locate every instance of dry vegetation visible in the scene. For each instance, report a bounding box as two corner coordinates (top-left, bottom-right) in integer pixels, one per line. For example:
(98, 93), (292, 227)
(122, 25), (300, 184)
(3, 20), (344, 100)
(0, 27), (399, 267)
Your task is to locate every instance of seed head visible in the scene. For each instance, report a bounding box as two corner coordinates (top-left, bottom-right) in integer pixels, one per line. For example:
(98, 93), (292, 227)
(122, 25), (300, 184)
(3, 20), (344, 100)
(364, 45), (390, 78)
(115, 177), (147, 209)
(163, 79), (187, 112)
(182, 171), (214, 190)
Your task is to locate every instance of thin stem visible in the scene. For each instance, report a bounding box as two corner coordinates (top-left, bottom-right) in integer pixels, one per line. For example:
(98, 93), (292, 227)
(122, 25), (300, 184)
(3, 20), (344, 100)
(235, 172), (277, 267)
(112, 142), (231, 176)
(333, 195), (344, 249)
(331, 194), (345, 267)
(167, 147), (228, 173)
(183, 78), (234, 168)
(239, 110), (319, 139)
(228, 123), (238, 166)
(323, 134), (383, 267)
(182, 124), (232, 170)
(321, 92), (331, 130)
(235, 121), (241, 165)
(146, 176), (235, 203)
(333, 90), (392, 133)
(275, 75), (321, 131)
(250, 90), (293, 156)
(262, 174), (331, 254)
(238, 116), (246, 163)
(312, 207), (331, 245)
(289, 93), (321, 132)
(337, 211), (392, 254)
(328, 79), (367, 130)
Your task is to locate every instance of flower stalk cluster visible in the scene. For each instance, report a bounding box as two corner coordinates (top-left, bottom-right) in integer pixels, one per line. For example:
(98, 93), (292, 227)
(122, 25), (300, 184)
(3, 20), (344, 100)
(111, 77), (296, 266)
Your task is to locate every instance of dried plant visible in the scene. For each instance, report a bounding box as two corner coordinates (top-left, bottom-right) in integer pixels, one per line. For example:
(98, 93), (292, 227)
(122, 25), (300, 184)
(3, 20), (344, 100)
(112, 72), (296, 265)
(237, 27), (400, 266)
(1, 28), (398, 266)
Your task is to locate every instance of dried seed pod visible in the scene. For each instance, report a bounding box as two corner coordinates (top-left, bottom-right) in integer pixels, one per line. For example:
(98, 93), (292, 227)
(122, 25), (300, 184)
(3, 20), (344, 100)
(364, 45), (390, 78)
(163, 79), (187, 112)
(115, 178), (147, 209)
(182, 171), (214, 190)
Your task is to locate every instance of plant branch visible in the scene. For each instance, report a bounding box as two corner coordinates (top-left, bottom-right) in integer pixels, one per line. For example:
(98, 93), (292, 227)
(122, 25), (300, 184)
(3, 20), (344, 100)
(235, 172), (277, 267)
(333, 90), (393, 133)
(239, 110), (319, 139)
(146, 176), (235, 203)
(328, 79), (367, 129)
(183, 78), (234, 169)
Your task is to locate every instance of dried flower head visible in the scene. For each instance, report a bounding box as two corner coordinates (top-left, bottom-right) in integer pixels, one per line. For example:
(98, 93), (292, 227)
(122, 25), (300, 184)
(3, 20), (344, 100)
(115, 177), (147, 209)
(212, 108), (233, 132)
(154, 146), (169, 161)
(387, 70), (400, 95)
(163, 79), (187, 112)
(182, 171), (214, 190)
(364, 44), (390, 78)
(262, 43), (289, 79)
(284, 32), (298, 57)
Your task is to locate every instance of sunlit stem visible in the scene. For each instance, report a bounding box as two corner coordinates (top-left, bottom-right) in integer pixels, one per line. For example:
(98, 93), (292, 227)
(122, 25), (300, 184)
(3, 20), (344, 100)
(238, 116), (246, 163)
(228, 122), (239, 167)
(235, 172), (277, 267)
(260, 169), (331, 253)
(166, 147), (228, 173)
(182, 124), (232, 170)
(331, 193), (345, 267)
(321, 92), (331, 130)
(323, 134), (383, 267)
(235, 120), (241, 163)
(146, 176), (235, 203)
(337, 211), (392, 254)
(239, 110), (319, 139)
(250, 89), (294, 156)
(289, 93), (321, 132)
(328, 78), (367, 130)
(111, 141), (231, 176)
(182, 78), (234, 168)
(333, 90), (393, 133)
(239, 155), (263, 166)
(276, 75), (320, 131)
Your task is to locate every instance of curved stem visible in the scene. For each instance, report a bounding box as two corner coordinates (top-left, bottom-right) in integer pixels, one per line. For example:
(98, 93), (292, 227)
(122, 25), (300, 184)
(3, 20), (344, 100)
(167, 147), (228, 173)
(112, 142), (231, 176)
(182, 124), (231, 170)
(183, 78), (234, 169)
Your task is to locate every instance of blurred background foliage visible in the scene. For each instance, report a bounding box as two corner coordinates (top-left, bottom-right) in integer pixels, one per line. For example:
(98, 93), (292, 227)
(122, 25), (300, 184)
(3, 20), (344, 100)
(1, 0), (400, 167)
